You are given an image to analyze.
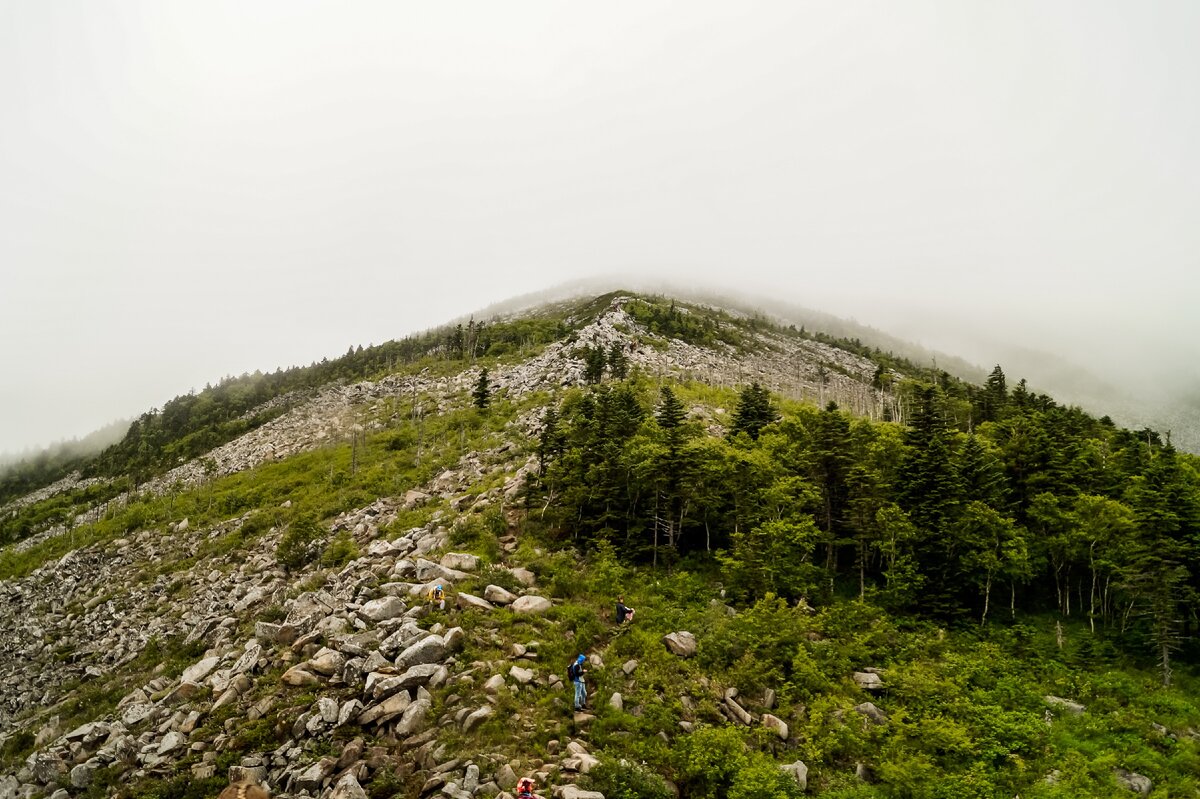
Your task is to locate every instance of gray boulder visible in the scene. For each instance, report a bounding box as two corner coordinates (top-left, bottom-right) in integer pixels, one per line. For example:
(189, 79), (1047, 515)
(456, 592), (495, 611)
(329, 773), (369, 799)
(781, 760), (808, 791)
(440, 552), (481, 572)
(396, 635), (446, 668)
(853, 702), (887, 725)
(853, 671), (883, 691)
(662, 631), (697, 657)
(511, 595), (553, 615)
(359, 596), (407, 623)
(1115, 769), (1152, 796)
(484, 584), (518, 605)
(395, 697), (432, 736)
(762, 713), (789, 740)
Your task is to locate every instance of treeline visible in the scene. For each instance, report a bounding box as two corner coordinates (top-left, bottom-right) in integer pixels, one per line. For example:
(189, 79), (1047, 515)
(625, 298), (745, 349)
(0, 419), (131, 504)
(531, 368), (1200, 684)
(1, 315), (571, 506)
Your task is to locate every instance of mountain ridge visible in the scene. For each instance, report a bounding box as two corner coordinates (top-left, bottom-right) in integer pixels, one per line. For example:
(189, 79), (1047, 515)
(0, 290), (1197, 799)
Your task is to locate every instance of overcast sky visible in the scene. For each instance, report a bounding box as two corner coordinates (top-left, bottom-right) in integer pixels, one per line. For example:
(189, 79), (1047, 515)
(2, 1), (1198, 454)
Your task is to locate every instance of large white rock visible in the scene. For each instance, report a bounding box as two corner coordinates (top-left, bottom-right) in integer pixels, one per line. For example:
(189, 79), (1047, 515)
(396, 635), (446, 668)
(462, 704), (494, 733)
(307, 647), (347, 676)
(359, 596), (407, 623)
(440, 552), (481, 572)
(357, 691), (412, 726)
(509, 666), (536, 684)
(282, 665), (322, 687)
(484, 584), (518, 605)
(510, 595), (553, 615)
(456, 592), (495, 611)
(558, 786), (606, 799)
(180, 656), (221, 685)
(508, 567), (536, 586)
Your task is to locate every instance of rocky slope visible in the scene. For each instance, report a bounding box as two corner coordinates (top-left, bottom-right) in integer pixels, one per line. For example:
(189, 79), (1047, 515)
(0, 294), (895, 798)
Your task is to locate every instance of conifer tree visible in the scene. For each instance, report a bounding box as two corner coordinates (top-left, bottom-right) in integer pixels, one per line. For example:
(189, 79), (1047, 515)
(608, 342), (630, 379)
(656, 386), (685, 433)
(729, 382), (778, 441)
(583, 345), (607, 384)
(472, 368), (491, 410)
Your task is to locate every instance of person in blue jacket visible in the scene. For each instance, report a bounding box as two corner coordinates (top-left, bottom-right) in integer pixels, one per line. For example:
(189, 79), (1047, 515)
(568, 654), (588, 711)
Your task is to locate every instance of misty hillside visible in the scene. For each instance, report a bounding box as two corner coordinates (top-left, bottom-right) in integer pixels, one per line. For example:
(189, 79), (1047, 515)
(1, 291), (1198, 799)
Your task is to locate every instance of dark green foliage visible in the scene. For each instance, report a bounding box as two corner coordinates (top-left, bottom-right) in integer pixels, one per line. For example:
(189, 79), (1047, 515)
(320, 530), (359, 568)
(449, 513), (502, 563)
(656, 386), (685, 432)
(625, 298), (744, 348)
(583, 344), (609, 384)
(276, 514), (325, 572)
(473, 367), (491, 409)
(608, 342), (631, 379)
(729, 383), (778, 441)
(585, 759), (673, 799)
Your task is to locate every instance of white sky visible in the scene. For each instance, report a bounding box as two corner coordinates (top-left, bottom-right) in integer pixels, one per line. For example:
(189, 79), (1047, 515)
(2, 1), (1198, 453)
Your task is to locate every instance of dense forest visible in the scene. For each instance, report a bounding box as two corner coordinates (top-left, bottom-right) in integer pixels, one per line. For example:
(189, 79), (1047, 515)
(532, 367), (1200, 687)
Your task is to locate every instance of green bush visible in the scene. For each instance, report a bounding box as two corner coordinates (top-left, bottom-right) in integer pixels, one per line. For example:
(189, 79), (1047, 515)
(321, 531), (359, 568)
(673, 725), (748, 799)
(586, 759), (673, 799)
(277, 514), (325, 571)
(729, 756), (805, 799)
(449, 515), (501, 563)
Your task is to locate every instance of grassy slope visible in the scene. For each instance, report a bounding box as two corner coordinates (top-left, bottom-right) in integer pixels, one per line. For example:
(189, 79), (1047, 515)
(3, 296), (1197, 798)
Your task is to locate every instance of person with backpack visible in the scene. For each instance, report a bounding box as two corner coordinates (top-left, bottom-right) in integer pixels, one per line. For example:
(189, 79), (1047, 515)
(516, 777), (542, 799)
(568, 654), (588, 711)
(615, 595), (634, 624)
(430, 584), (445, 611)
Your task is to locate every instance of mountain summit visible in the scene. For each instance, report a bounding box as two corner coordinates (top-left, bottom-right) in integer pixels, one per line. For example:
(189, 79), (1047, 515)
(0, 291), (1196, 799)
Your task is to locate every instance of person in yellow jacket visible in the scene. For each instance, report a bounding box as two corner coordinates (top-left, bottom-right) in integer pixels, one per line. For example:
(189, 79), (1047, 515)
(429, 584), (446, 611)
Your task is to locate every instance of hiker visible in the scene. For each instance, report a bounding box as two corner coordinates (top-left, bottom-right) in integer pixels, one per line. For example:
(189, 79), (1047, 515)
(516, 777), (543, 799)
(615, 595), (635, 624)
(568, 654), (588, 711)
(430, 584), (446, 611)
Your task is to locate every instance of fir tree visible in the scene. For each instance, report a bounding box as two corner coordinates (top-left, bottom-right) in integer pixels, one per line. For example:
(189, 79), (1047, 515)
(608, 342), (630, 379)
(583, 345), (607, 384)
(472, 368), (491, 410)
(729, 382), (778, 441)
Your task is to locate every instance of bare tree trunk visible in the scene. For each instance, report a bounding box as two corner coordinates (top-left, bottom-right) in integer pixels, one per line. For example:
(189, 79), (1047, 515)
(982, 574), (991, 624)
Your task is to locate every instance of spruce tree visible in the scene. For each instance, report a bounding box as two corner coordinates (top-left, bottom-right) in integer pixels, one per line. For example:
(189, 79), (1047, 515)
(583, 345), (607, 384)
(608, 342), (630, 379)
(729, 382), (778, 441)
(656, 386), (685, 432)
(472, 368), (491, 409)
